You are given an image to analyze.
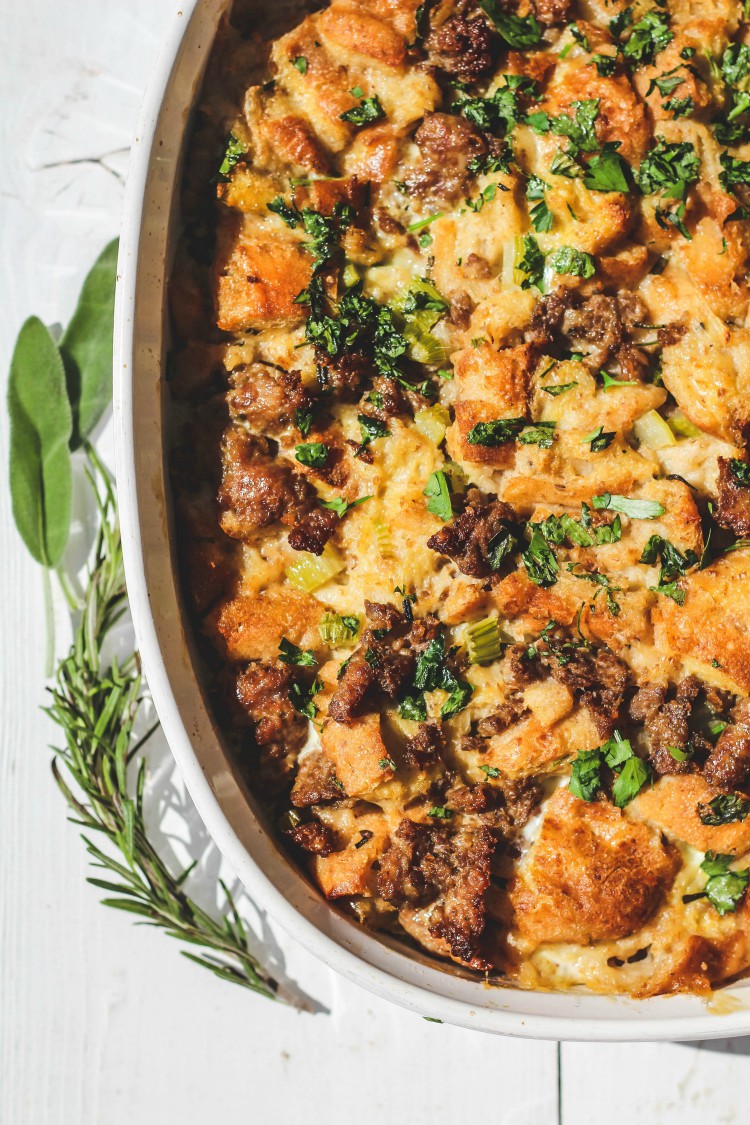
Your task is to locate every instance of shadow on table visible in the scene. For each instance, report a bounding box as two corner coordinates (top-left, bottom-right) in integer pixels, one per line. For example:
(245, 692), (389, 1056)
(133, 713), (327, 1015)
(683, 1037), (750, 1054)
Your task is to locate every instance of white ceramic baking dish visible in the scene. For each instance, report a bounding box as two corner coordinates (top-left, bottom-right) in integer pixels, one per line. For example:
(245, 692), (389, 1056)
(114, 0), (750, 1039)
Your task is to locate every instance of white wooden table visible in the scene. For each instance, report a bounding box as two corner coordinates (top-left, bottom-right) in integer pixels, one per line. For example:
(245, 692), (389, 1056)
(1, 3), (749, 1121)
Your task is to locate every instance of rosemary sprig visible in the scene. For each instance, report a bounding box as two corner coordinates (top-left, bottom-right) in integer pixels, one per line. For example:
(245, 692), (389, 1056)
(47, 450), (280, 999)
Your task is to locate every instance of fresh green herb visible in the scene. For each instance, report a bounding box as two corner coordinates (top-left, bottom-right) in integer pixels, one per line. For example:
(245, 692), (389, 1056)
(700, 852), (750, 915)
(399, 692), (428, 721)
(60, 239), (118, 449)
(522, 528), (560, 588)
(730, 459), (750, 486)
(217, 132), (246, 180)
(570, 731), (651, 806)
(635, 139), (700, 199)
(582, 426), (615, 452)
(640, 535), (698, 601)
(267, 196), (301, 227)
(358, 414), (390, 447)
(467, 182), (502, 213)
(424, 470), (453, 521)
(568, 564), (622, 615)
(698, 794), (750, 826)
(407, 212), (442, 232)
(295, 442), (328, 467)
(414, 634), (448, 692)
(340, 94), (385, 126)
(454, 75), (536, 136)
(516, 234), (546, 290)
(519, 421), (557, 448)
(288, 677), (323, 720)
(480, 764), (501, 779)
(295, 407), (314, 435)
(440, 677), (475, 718)
(592, 493), (665, 520)
(549, 246), (596, 278)
(646, 70), (685, 99)
(548, 99), (601, 154)
(612, 756), (651, 807)
(570, 747), (604, 801)
(42, 459), (281, 998)
(478, 0), (541, 48)
(379, 757), (397, 772)
(600, 369), (637, 390)
(583, 144), (630, 192)
(543, 381), (578, 396)
(591, 53), (618, 77)
(622, 9), (673, 66)
(428, 806), (453, 819)
(466, 417), (526, 446)
(278, 638), (317, 667)
(487, 523), (522, 570)
(526, 175), (554, 232)
(320, 494), (372, 518)
(292, 55), (308, 74)
(665, 96), (694, 119)
(8, 316), (73, 568)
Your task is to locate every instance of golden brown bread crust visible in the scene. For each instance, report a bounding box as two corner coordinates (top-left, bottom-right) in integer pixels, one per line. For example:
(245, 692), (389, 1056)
(170, 0), (750, 996)
(510, 788), (681, 944)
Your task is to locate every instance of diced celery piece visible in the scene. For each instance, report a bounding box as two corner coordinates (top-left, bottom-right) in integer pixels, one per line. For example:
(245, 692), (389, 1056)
(373, 517), (394, 558)
(667, 410), (701, 439)
(286, 543), (345, 592)
(415, 404), (450, 444)
(466, 616), (504, 665)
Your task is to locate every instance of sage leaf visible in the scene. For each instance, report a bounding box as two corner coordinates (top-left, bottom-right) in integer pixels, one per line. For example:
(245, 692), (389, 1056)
(8, 316), (73, 566)
(60, 238), (118, 448)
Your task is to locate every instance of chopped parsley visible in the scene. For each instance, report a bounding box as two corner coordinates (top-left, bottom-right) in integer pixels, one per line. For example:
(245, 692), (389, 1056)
(698, 794), (750, 827)
(640, 534), (698, 603)
(278, 638), (317, 666)
(288, 677), (323, 720)
(487, 522), (523, 570)
(295, 442), (328, 468)
(600, 369), (637, 390)
(217, 132), (246, 181)
(379, 757), (397, 772)
(516, 234), (546, 290)
(592, 493), (665, 520)
(522, 527), (560, 588)
(569, 731), (652, 807)
(549, 246), (596, 279)
(267, 196), (302, 226)
(582, 426), (615, 452)
(292, 55), (308, 74)
(295, 406), (314, 436)
(478, 0), (541, 48)
(428, 805), (452, 819)
(480, 764), (501, 779)
(320, 494), (373, 518)
(424, 470), (453, 521)
(730, 459), (750, 486)
(567, 564), (622, 615)
(453, 74), (537, 135)
(466, 417), (525, 446)
(543, 381), (578, 396)
(526, 175), (554, 232)
(582, 144), (630, 193)
(357, 414), (390, 450)
(399, 692), (428, 721)
(621, 9), (673, 67)
(340, 92), (386, 126)
(700, 852), (750, 915)
(519, 421), (556, 448)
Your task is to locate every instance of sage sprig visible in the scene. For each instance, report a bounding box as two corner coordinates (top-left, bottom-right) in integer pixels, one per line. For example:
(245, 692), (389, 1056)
(60, 238), (118, 448)
(8, 316), (73, 567)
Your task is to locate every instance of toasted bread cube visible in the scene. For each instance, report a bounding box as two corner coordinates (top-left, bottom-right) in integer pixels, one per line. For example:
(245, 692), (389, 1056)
(214, 214), (312, 331)
(321, 712), (394, 796)
(510, 788), (680, 944)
